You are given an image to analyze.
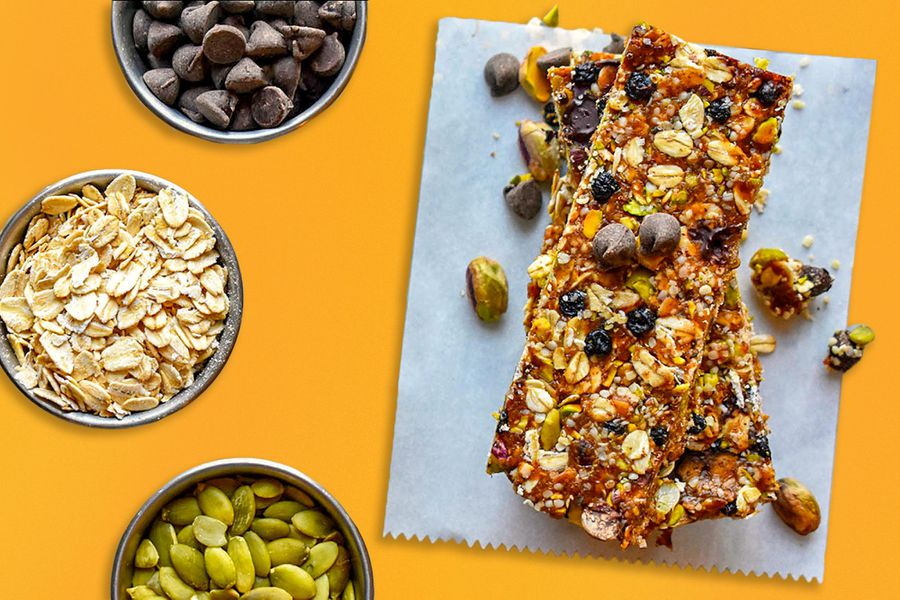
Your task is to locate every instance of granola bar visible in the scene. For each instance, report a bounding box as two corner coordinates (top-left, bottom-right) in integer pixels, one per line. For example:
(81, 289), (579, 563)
(489, 26), (791, 547)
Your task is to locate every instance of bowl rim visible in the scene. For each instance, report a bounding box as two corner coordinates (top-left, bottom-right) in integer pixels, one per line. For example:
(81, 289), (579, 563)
(0, 169), (244, 429)
(110, 458), (375, 599)
(110, 0), (368, 144)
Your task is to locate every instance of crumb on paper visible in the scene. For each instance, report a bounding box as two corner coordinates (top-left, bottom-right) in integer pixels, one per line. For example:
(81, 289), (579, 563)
(823, 295), (830, 305)
(793, 83), (805, 97)
(773, 144), (782, 155)
(792, 99), (806, 110)
(831, 259), (841, 270)
(754, 57), (770, 69)
(754, 188), (770, 214)
(808, 254), (815, 261)
(799, 56), (811, 68)
(802, 234), (814, 248)
(490, 151), (496, 158)
(492, 132), (501, 140)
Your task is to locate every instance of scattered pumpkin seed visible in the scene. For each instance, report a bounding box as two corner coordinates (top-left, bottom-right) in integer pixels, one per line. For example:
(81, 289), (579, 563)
(132, 568), (155, 587)
(325, 545), (350, 595)
(342, 581), (355, 600)
(240, 588), (293, 600)
(198, 486), (235, 526)
(159, 566), (196, 600)
(177, 525), (203, 550)
(148, 520), (178, 568)
(209, 591), (240, 600)
(126, 585), (166, 600)
(313, 575), (329, 600)
(283, 487), (315, 507)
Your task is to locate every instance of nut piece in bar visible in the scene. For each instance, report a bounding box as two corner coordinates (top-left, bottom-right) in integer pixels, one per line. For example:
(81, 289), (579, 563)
(749, 248), (833, 318)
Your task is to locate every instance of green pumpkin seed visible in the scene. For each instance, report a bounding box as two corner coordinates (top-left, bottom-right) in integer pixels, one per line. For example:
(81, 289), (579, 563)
(126, 585), (165, 600)
(231, 486), (256, 536)
(228, 535), (256, 593)
(251, 479), (284, 499)
(192, 593), (211, 600)
(135, 539), (159, 569)
(266, 538), (308, 566)
(325, 545), (350, 595)
(263, 501), (305, 522)
(159, 566), (195, 600)
(199, 486), (235, 526)
(146, 571), (162, 595)
(301, 542), (338, 579)
(163, 497), (202, 526)
(209, 590), (240, 600)
(177, 525), (203, 550)
(205, 547), (237, 589)
(313, 575), (329, 600)
(193, 515), (228, 547)
(254, 577), (271, 589)
(291, 511), (335, 539)
(170, 544), (209, 590)
(341, 581), (355, 600)
(204, 477), (241, 496)
(251, 518), (290, 540)
(283, 487), (314, 507)
(269, 565), (317, 600)
(132, 568), (154, 587)
(240, 587), (292, 600)
(148, 520), (178, 568)
(244, 531), (271, 577)
(287, 526), (316, 546)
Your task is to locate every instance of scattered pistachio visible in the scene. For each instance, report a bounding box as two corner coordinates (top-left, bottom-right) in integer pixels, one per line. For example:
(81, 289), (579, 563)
(483, 53), (520, 97)
(773, 478), (821, 535)
(518, 120), (560, 182)
(519, 46), (552, 102)
(466, 257), (509, 322)
(503, 174), (542, 219)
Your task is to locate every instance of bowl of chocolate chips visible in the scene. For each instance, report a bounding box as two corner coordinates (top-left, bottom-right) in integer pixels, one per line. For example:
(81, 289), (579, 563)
(112, 1), (366, 143)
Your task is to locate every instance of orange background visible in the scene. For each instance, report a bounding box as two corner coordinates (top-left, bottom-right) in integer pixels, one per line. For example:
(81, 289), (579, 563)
(0, 0), (897, 598)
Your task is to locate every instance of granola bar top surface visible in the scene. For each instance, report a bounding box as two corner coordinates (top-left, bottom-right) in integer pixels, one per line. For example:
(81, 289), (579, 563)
(489, 25), (791, 547)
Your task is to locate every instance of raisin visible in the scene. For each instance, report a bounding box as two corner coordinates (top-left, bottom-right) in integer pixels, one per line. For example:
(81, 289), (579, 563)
(686, 413), (707, 435)
(624, 71), (655, 101)
(755, 80), (781, 106)
(572, 61), (600, 84)
(721, 501), (737, 516)
(750, 435), (771, 459)
(800, 265), (834, 297)
(584, 328), (612, 357)
(604, 419), (628, 434)
(650, 425), (669, 447)
(625, 306), (656, 337)
(590, 170), (620, 203)
(707, 96), (733, 123)
(559, 290), (586, 317)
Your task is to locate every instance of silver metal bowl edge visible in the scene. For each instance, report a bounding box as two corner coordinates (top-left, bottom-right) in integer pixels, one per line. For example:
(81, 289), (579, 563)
(111, 458), (375, 599)
(0, 169), (244, 428)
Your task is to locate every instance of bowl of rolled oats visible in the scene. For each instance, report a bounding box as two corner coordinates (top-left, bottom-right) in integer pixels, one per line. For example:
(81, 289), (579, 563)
(0, 170), (243, 427)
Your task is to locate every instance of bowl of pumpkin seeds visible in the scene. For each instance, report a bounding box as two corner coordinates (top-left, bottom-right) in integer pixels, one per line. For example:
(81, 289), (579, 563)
(112, 458), (373, 600)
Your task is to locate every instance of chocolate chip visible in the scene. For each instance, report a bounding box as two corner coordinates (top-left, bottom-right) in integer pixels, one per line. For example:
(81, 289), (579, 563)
(309, 32), (345, 77)
(230, 100), (255, 130)
(202, 24), (246, 64)
(246, 20), (287, 58)
(178, 85), (213, 122)
(564, 95), (599, 143)
(143, 68), (180, 105)
(143, 1), (184, 21)
(287, 26), (326, 60)
(252, 85), (293, 128)
(133, 9), (153, 51)
(221, 14), (250, 39)
(293, 1), (322, 28)
(172, 44), (208, 82)
(503, 178), (542, 219)
(225, 57), (268, 93)
(180, 1), (220, 44)
(272, 56), (302, 97)
(603, 33), (625, 54)
(195, 89), (239, 128)
(147, 54), (172, 69)
(483, 53), (519, 97)
(299, 69), (327, 101)
(256, 0), (296, 18)
(220, 0), (254, 14)
(638, 213), (681, 258)
(592, 223), (637, 270)
(536, 47), (571, 73)
(147, 20), (184, 58)
(318, 1), (356, 30)
(210, 63), (233, 89)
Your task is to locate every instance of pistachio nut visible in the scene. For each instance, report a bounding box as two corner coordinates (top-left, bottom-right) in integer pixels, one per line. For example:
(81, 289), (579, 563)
(483, 53), (520, 97)
(244, 531), (272, 577)
(592, 223), (637, 270)
(136, 539), (160, 569)
(503, 175), (543, 220)
(302, 541), (339, 579)
(198, 485), (235, 526)
(540, 408), (561, 450)
(749, 247), (788, 270)
(267, 537), (309, 566)
(163, 497), (202, 526)
(231, 485), (257, 536)
(251, 517), (291, 540)
(240, 588), (293, 600)
(773, 477), (821, 535)
(751, 117), (779, 146)
(638, 212), (681, 258)
(192, 515), (228, 547)
(465, 256), (509, 322)
(625, 269), (657, 303)
(170, 544), (209, 590)
(519, 46), (552, 102)
(848, 324), (875, 346)
(518, 119), (560, 182)
(269, 565), (317, 600)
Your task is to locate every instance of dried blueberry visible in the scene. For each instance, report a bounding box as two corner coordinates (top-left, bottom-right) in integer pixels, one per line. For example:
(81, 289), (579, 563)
(584, 328), (612, 357)
(559, 290), (586, 317)
(750, 435), (771, 459)
(687, 413), (707, 435)
(721, 501), (737, 516)
(707, 96), (733, 123)
(625, 306), (656, 337)
(590, 170), (620, 203)
(604, 419), (628, 435)
(650, 425), (669, 447)
(755, 80), (781, 106)
(624, 71), (655, 101)
(572, 61), (600, 84)
(543, 101), (559, 129)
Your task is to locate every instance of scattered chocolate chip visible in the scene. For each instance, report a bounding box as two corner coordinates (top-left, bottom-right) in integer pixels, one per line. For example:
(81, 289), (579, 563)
(195, 89), (239, 128)
(603, 33), (625, 54)
(272, 55), (302, 97)
(225, 57), (268, 93)
(230, 99), (255, 130)
(180, 1), (221, 44)
(318, 1), (356, 30)
(638, 213), (681, 258)
(256, 0), (297, 18)
(172, 44), (208, 82)
(604, 419), (628, 435)
(309, 32), (345, 77)
(483, 53), (519, 97)
(251, 85), (293, 127)
(503, 178), (542, 219)
(299, 69), (327, 101)
(624, 71), (655, 101)
(592, 223), (637, 270)
(536, 47), (571, 73)
(221, 14), (250, 38)
(133, 9), (153, 52)
(178, 85), (213, 122)
(202, 24), (246, 64)
(143, 68), (181, 105)
(243, 20), (285, 59)
(573, 439), (594, 466)
(148, 20), (184, 58)
(219, 0), (255, 13)
(147, 54), (172, 70)
(689, 222), (742, 265)
(143, 1), (184, 21)
(295, 1), (324, 28)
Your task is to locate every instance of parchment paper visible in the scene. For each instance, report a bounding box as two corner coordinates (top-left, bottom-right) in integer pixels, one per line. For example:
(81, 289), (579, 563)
(385, 18), (876, 582)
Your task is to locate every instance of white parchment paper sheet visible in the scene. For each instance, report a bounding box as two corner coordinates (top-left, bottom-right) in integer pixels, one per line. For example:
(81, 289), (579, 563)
(385, 18), (876, 581)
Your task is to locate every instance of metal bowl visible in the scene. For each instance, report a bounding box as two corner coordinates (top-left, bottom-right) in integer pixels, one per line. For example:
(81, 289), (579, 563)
(111, 1), (367, 144)
(111, 458), (374, 599)
(0, 170), (243, 428)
